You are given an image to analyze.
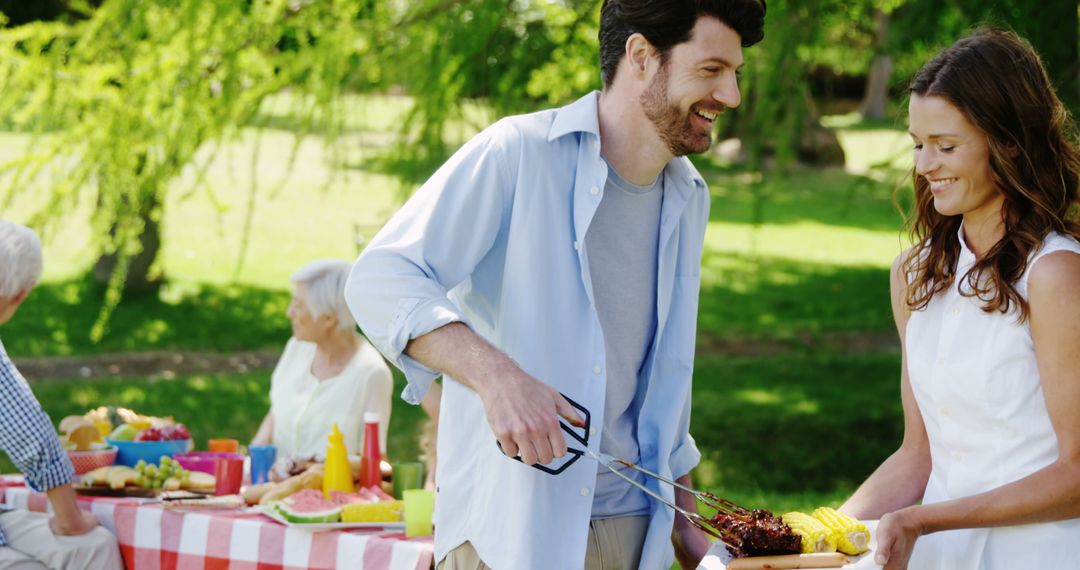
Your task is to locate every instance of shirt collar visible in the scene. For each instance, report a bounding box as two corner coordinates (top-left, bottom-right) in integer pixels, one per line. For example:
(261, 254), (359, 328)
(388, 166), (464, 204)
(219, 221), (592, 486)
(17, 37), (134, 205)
(548, 91), (706, 190)
(548, 91), (601, 143)
(956, 220), (977, 268)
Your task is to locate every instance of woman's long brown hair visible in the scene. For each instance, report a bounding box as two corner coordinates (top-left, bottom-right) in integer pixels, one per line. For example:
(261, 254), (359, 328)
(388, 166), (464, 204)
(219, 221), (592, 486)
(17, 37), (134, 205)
(903, 28), (1080, 320)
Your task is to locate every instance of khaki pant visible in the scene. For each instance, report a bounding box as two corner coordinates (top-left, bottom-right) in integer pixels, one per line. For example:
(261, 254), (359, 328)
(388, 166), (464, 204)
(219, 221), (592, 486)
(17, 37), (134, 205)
(438, 515), (650, 570)
(0, 510), (123, 570)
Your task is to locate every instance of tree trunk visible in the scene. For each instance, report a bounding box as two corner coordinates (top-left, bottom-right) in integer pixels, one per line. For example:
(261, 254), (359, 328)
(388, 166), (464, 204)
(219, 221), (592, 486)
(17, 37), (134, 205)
(859, 8), (892, 120)
(92, 190), (164, 294)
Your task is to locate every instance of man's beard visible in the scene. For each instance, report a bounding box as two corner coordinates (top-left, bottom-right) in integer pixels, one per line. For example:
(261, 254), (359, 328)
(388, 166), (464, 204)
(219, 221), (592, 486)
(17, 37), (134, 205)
(640, 63), (718, 156)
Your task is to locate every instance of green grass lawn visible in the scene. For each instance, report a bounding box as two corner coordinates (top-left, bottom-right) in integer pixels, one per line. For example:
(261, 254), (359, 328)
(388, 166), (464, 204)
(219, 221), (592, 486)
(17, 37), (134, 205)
(10, 349), (901, 517)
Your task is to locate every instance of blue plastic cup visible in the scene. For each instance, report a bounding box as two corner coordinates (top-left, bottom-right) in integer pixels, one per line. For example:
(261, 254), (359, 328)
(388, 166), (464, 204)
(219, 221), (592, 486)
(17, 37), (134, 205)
(248, 444), (277, 485)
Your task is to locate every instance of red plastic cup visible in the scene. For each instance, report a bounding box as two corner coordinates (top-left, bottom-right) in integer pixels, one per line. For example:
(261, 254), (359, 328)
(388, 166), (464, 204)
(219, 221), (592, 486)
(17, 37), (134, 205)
(214, 455), (244, 496)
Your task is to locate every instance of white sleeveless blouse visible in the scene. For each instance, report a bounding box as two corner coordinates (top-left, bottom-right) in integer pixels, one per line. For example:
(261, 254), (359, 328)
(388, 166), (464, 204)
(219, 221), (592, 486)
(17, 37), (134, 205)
(905, 228), (1080, 569)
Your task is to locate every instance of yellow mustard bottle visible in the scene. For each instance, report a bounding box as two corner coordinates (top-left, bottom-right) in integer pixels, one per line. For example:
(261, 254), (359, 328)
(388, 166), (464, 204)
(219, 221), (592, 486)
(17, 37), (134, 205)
(322, 422), (356, 498)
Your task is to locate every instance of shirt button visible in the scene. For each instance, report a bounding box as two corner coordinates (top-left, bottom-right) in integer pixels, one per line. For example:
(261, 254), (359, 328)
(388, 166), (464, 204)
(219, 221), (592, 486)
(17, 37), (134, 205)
(592, 365), (602, 375)
(580, 488), (590, 497)
(590, 186), (599, 196)
(589, 427), (597, 438)
(940, 407), (949, 417)
(937, 357), (945, 365)
(573, 241), (580, 251)
(951, 306), (961, 316)
(952, 451), (962, 461)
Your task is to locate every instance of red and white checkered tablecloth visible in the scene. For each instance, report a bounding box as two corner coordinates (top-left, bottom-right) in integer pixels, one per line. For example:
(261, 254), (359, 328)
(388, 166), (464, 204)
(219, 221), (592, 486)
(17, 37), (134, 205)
(2, 486), (434, 570)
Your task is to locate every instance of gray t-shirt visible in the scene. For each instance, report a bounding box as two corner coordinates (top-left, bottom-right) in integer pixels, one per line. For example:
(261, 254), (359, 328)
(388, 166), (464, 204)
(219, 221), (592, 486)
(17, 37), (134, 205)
(586, 157), (663, 518)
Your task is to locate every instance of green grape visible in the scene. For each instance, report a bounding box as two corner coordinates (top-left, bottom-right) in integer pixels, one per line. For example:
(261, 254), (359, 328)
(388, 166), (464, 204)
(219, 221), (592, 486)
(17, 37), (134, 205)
(134, 475), (147, 487)
(135, 460), (147, 472)
(160, 456), (171, 466)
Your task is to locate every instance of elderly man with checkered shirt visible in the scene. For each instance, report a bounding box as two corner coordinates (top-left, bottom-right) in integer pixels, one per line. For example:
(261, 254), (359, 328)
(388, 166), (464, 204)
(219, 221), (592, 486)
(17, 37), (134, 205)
(0, 220), (122, 570)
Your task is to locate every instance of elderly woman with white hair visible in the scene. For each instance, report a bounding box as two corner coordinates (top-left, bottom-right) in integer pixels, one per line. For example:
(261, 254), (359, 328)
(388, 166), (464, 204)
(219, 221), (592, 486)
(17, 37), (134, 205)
(0, 220), (123, 569)
(251, 259), (393, 459)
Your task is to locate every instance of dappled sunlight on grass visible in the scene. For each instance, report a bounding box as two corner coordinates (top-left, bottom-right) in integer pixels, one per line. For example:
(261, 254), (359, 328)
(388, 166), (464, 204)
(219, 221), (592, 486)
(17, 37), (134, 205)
(697, 251), (892, 341)
(4, 275), (290, 357)
(733, 388), (821, 416)
(690, 352), (902, 502)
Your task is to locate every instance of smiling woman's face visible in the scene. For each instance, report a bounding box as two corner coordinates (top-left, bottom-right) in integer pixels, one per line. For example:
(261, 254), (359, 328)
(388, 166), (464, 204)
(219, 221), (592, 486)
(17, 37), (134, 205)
(908, 93), (1002, 222)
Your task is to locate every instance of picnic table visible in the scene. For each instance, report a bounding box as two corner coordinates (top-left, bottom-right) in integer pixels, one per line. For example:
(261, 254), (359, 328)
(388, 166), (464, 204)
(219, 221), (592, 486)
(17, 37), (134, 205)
(0, 480), (434, 570)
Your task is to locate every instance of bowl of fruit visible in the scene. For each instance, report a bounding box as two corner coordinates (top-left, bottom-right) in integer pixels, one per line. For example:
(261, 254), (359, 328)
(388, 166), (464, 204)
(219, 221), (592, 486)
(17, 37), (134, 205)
(107, 424), (193, 467)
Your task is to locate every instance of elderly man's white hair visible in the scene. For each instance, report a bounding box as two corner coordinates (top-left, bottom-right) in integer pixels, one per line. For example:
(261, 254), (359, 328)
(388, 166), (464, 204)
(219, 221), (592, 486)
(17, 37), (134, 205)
(0, 221), (43, 298)
(291, 259), (356, 332)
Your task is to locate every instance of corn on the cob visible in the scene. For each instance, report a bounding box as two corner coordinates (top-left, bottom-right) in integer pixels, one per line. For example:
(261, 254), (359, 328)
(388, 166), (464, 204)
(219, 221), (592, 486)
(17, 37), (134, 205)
(781, 511), (837, 553)
(811, 507), (870, 555)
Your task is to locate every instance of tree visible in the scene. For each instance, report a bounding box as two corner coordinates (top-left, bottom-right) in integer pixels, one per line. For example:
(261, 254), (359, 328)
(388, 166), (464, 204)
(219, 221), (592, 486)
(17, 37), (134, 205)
(0, 0), (364, 337)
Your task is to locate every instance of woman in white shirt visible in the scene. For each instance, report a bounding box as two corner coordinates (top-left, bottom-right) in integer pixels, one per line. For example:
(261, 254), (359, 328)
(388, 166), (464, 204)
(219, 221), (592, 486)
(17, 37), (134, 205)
(839, 29), (1080, 569)
(251, 259), (392, 459)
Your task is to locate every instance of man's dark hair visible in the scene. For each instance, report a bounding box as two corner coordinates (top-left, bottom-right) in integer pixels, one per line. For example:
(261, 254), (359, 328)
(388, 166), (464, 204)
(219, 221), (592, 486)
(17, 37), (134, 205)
(598, 0), (766, 87)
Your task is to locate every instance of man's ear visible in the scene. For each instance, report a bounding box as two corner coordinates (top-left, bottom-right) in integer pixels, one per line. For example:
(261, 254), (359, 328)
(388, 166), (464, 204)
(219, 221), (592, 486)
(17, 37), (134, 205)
(625, 33), (656, 80)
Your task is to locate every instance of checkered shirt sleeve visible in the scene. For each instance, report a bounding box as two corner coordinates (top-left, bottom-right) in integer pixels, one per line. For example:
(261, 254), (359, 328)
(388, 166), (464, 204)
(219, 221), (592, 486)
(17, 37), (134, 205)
(0, 339), (75, 543)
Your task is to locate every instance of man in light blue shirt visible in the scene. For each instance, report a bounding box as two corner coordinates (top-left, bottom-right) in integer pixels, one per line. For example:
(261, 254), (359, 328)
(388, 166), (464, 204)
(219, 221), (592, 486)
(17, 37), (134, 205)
(345, 1), (767, 568)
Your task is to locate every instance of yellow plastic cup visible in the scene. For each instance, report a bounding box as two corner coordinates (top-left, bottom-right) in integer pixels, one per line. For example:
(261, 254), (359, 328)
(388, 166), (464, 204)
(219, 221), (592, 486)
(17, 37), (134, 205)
(403, 489), (435, 537)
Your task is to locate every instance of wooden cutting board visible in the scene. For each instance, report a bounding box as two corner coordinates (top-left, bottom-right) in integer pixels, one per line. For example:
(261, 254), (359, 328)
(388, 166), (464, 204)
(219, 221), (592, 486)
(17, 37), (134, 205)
(726, 552), (852, 569)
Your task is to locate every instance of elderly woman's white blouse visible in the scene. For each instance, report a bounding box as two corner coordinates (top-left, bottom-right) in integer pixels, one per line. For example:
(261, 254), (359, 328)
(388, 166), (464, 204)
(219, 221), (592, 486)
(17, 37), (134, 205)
(905, 228), (1080, 569)
(269, 337), (393, 459)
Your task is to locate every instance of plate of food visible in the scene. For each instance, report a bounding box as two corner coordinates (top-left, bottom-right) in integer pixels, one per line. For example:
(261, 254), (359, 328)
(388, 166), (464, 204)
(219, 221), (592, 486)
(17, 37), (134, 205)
(76, 458), (215, 498)
(698, 511), (881, 570)
(259, 489), (405, 532)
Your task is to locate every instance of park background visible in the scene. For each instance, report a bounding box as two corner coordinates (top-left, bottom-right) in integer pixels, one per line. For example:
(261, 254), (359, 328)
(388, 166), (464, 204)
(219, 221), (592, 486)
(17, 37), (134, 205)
(0, 0), (1077, 522)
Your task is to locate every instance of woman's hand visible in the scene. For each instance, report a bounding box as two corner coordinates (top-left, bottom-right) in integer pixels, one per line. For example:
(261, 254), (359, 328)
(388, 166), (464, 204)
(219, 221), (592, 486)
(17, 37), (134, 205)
(874, 507), (924, 570)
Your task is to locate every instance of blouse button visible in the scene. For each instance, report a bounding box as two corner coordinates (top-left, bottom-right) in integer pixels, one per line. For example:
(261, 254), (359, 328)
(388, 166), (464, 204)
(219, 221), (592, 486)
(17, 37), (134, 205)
(590, 186), (599, 196)
(951, 306), (961, 316)
(580, 487), (590, 496)
(593, 365), (602, 375)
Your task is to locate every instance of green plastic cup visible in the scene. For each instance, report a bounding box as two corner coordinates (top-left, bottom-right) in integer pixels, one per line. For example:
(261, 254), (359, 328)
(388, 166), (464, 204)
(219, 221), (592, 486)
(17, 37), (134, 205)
(403, 489), (435, 537)
(392, 462), (425, 499)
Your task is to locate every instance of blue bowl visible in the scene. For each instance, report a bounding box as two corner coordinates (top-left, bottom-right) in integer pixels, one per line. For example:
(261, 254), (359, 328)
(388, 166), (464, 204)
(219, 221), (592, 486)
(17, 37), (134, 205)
(105, 438), (192, 467)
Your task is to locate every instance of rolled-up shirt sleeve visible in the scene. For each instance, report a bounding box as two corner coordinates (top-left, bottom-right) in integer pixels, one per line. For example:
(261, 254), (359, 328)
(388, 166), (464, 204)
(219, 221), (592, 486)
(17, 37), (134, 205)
(345, 121), (517, 404)
(0, 341), (75, 492)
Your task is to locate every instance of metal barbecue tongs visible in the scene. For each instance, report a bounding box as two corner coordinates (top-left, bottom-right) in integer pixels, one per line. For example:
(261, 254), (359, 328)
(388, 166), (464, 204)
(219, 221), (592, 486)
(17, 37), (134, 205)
(496, 393), (752, 545)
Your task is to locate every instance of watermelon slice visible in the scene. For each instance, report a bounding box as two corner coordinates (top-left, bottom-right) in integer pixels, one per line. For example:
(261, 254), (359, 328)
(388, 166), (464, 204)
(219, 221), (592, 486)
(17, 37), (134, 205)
(275, 489), (342, 523)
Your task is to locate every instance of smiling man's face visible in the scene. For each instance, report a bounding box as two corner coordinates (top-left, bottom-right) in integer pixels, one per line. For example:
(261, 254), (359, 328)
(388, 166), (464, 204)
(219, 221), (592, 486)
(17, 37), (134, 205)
(640, 16), (744, 156)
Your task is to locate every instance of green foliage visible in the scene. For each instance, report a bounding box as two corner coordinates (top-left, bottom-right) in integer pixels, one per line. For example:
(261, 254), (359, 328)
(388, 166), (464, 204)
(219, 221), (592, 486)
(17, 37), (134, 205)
(0, 0), (364, 338)
(372, 0), (601, 167)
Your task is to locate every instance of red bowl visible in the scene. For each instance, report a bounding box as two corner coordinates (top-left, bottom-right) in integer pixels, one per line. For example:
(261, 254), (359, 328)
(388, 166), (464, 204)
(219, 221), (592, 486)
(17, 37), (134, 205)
(68, 446), (118, 475)
(173, 451), (244, 474)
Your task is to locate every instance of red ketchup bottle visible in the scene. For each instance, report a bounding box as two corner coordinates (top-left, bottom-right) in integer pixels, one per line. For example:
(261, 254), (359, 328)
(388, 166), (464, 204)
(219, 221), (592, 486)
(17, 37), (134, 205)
(358, 412), (382, 490)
